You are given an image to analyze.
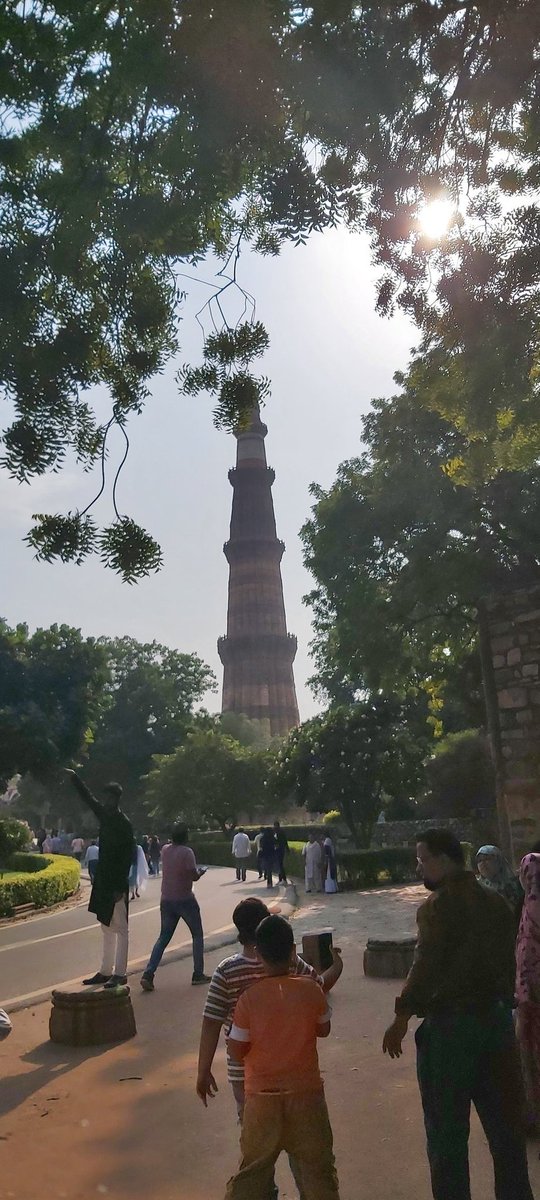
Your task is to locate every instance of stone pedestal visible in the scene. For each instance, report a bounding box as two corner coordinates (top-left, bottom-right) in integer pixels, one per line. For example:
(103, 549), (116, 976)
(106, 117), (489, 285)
(49, 985), (136, 1046)
(363, 937), (416, 979)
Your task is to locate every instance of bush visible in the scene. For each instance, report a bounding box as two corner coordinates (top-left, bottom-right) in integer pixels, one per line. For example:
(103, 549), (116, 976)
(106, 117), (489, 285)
(0, 818), (32, 862)
(336, 847), (417, 889)
(322, 811), (341, 826)
(0, 853), (80, 916)
(191, 840), (305, 879)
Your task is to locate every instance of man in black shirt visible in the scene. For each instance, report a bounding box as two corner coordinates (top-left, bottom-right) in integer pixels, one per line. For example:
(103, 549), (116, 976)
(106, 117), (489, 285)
(383, 827), (533, 1200)
(65, 770), (134, 988)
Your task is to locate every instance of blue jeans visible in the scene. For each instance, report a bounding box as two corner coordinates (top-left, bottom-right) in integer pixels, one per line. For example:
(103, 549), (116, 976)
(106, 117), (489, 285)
(146, 897), (204, 976)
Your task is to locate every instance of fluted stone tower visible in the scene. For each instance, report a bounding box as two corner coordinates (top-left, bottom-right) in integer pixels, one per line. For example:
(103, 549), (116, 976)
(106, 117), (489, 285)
(218, 408), (300, 737)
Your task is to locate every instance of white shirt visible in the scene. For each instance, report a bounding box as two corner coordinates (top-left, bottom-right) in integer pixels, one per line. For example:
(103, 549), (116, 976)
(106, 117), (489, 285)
(71, 837), (84, 853)
(85, 844), (99, 862)
(232, 832), (251, 859)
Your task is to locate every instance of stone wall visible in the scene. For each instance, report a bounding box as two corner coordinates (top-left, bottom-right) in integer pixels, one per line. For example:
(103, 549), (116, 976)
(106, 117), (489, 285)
(370, 816), (483, 848)
(487, 584), (540, 862)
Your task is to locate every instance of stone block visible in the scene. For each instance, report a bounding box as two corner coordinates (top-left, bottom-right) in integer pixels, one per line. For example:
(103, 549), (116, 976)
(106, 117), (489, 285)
(498, 688), (528, 709)
(492, 654), (506, 670)
(504, 727), (526, 738)
(530, 690), (540, 705)
(516, 609), (540, 624)
(523, 650), (540, 663)
(491, 620), (512, 636)
(508, 647), (522, 666)
(49, 985), (137, 1046)
(363, 937), (417, 979)
(506, 777), (539, 796)
(491, 635), (516, 652)
(519, 634), (531, 645)
(523, 663), (540, 678)
(516, 709), (535, 725)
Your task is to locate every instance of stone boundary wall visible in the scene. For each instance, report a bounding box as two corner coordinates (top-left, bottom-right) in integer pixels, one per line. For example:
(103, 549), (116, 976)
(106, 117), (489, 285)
(487, 584), (540, 862)
(371, 817), (477, 848)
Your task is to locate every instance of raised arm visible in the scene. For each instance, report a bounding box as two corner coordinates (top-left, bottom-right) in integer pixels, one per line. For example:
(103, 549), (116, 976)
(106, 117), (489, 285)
(64, 770), (104, 821)
(321, 947), (343, 993)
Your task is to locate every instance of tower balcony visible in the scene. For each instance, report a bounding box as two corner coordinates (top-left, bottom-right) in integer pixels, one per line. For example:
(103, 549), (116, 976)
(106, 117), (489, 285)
(218, 632), (298, 666)
(223, 538), (285, 564)
(228, 466), (276, 487)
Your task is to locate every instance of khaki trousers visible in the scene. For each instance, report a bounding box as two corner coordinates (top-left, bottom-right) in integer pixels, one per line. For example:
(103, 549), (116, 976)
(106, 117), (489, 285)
(224, 1089), (340, 1200)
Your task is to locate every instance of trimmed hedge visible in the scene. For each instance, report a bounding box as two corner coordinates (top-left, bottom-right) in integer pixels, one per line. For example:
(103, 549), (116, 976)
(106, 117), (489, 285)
(191, 841), (305, 879)
(0, 853), (80, 917)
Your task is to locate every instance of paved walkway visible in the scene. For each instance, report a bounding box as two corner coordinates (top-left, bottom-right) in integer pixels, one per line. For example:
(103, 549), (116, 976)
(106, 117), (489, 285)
(1, 881), (539, 1200)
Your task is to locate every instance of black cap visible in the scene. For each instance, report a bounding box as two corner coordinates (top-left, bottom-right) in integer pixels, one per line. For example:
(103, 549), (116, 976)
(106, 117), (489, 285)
(103, 782), (123, 799)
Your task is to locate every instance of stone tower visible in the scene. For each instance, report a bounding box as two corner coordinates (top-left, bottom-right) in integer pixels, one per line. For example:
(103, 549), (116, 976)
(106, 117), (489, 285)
(218, 408), (300, 737)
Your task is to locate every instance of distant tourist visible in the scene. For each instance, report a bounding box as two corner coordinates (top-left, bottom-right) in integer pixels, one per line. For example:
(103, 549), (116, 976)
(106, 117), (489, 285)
(516, 850), (540, 1133)
(65, 770), (134, 989)
(259, 827), (277, 889)
(35, 827), (47, 852)
(323, 835), (338, 894)
(476, 844), (523, 921)
(50, 830), (62, 854)
(383, 828), (533, 1200)
(71, 834), (85, 862)
(253, 828), (265, 879)
(42, 832), (53, 854)
(149, 835), (161, 876)
(231, 828), (251, 882)
(225, 915), (340, 1199)
(303, 831), (323, 893)
(85, 840), (99, 883)
(129, 842), (149, 900)
(140, 824), (209, 991)
(274, 820), (289, 884)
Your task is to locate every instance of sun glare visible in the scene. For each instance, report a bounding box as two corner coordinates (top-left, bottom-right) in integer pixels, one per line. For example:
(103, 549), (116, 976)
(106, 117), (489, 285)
(418, 198), (454, 240)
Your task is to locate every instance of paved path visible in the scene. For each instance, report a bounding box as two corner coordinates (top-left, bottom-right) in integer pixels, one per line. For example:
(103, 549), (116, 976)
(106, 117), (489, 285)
(2, 882), (539, 1200)
(0, 868), (281, 1010)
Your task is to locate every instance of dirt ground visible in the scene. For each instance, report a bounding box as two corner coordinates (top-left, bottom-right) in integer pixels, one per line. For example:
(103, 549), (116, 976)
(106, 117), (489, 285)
(1, 883), (539, 1200)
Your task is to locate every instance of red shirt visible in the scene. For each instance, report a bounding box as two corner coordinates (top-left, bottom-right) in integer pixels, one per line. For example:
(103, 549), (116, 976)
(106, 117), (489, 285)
(230, 975), (330, 1094)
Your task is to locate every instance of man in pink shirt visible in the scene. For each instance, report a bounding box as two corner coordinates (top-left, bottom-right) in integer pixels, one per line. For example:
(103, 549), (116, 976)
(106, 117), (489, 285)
(140, 825), (209, 990)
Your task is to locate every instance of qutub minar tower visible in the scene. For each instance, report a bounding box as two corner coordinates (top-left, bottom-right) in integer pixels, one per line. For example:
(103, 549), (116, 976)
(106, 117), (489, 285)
(218, 407), (300, 737)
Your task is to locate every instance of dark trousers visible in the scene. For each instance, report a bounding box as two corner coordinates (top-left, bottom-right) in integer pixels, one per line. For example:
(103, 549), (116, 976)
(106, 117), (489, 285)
(416, 1004), (534, 1200)
(88, 860), (98, 883)
(257, 850), (264, 878)
(235, 863), (247, 882)
(276, 851), (287, 883)
(261, 856), (274, 888)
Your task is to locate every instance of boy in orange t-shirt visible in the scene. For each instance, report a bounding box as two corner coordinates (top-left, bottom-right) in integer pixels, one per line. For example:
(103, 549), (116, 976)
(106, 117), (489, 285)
(225, 915), (340, 1200)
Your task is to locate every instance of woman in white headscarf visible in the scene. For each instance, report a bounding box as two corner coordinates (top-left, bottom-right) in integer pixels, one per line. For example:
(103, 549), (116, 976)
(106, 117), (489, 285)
(475, 844), (523, 921)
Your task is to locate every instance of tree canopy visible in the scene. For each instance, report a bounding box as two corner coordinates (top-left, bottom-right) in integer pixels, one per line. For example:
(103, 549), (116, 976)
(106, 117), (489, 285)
(0, 619), (108, 790)
(143, 727), (271, 835)
(3, 2), (540, 575)
(302, 390), (540, 721)
(270, 700), (427, 846)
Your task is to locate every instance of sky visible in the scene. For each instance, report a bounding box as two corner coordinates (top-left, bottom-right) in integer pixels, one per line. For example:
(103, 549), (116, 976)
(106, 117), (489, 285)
(1, 226), (415, 720)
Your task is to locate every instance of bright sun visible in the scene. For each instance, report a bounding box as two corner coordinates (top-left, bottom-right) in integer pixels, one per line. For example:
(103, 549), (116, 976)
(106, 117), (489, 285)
(418, 198), (454, 239)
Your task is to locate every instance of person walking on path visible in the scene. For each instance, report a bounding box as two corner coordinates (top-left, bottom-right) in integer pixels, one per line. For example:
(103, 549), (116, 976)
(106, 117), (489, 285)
(224, 914), (341, 1200)
(260, 827), (277, 888)
(140, 824), (209, 991)
(253, 828), (265, 879)
(65, 770), (134, 989)
(149, 834), (161, 876)
(71, 834), (85, 862)
(232, 829), (252, 882)
(129, 842), (149, 900)
(85, 839), (99, 883)
(274, 820), (289, 883)
(383, 828), (534, 1200)
(303, 832), (323, 893)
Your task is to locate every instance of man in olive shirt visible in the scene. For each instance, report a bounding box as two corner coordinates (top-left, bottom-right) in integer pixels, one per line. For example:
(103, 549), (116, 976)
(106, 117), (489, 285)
(383, 828), (534, 1200)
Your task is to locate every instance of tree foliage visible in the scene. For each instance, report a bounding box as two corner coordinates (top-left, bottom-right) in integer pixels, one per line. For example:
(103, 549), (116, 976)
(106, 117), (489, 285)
(421, 729), (496, 820)
(84, 636), (216, 827)
(269, 701), (428, 847)
(4, 3), (540, 573)
(0, 619), (108, 790)
(302, 391), (540, 721)
(143, 728), (271, 835)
